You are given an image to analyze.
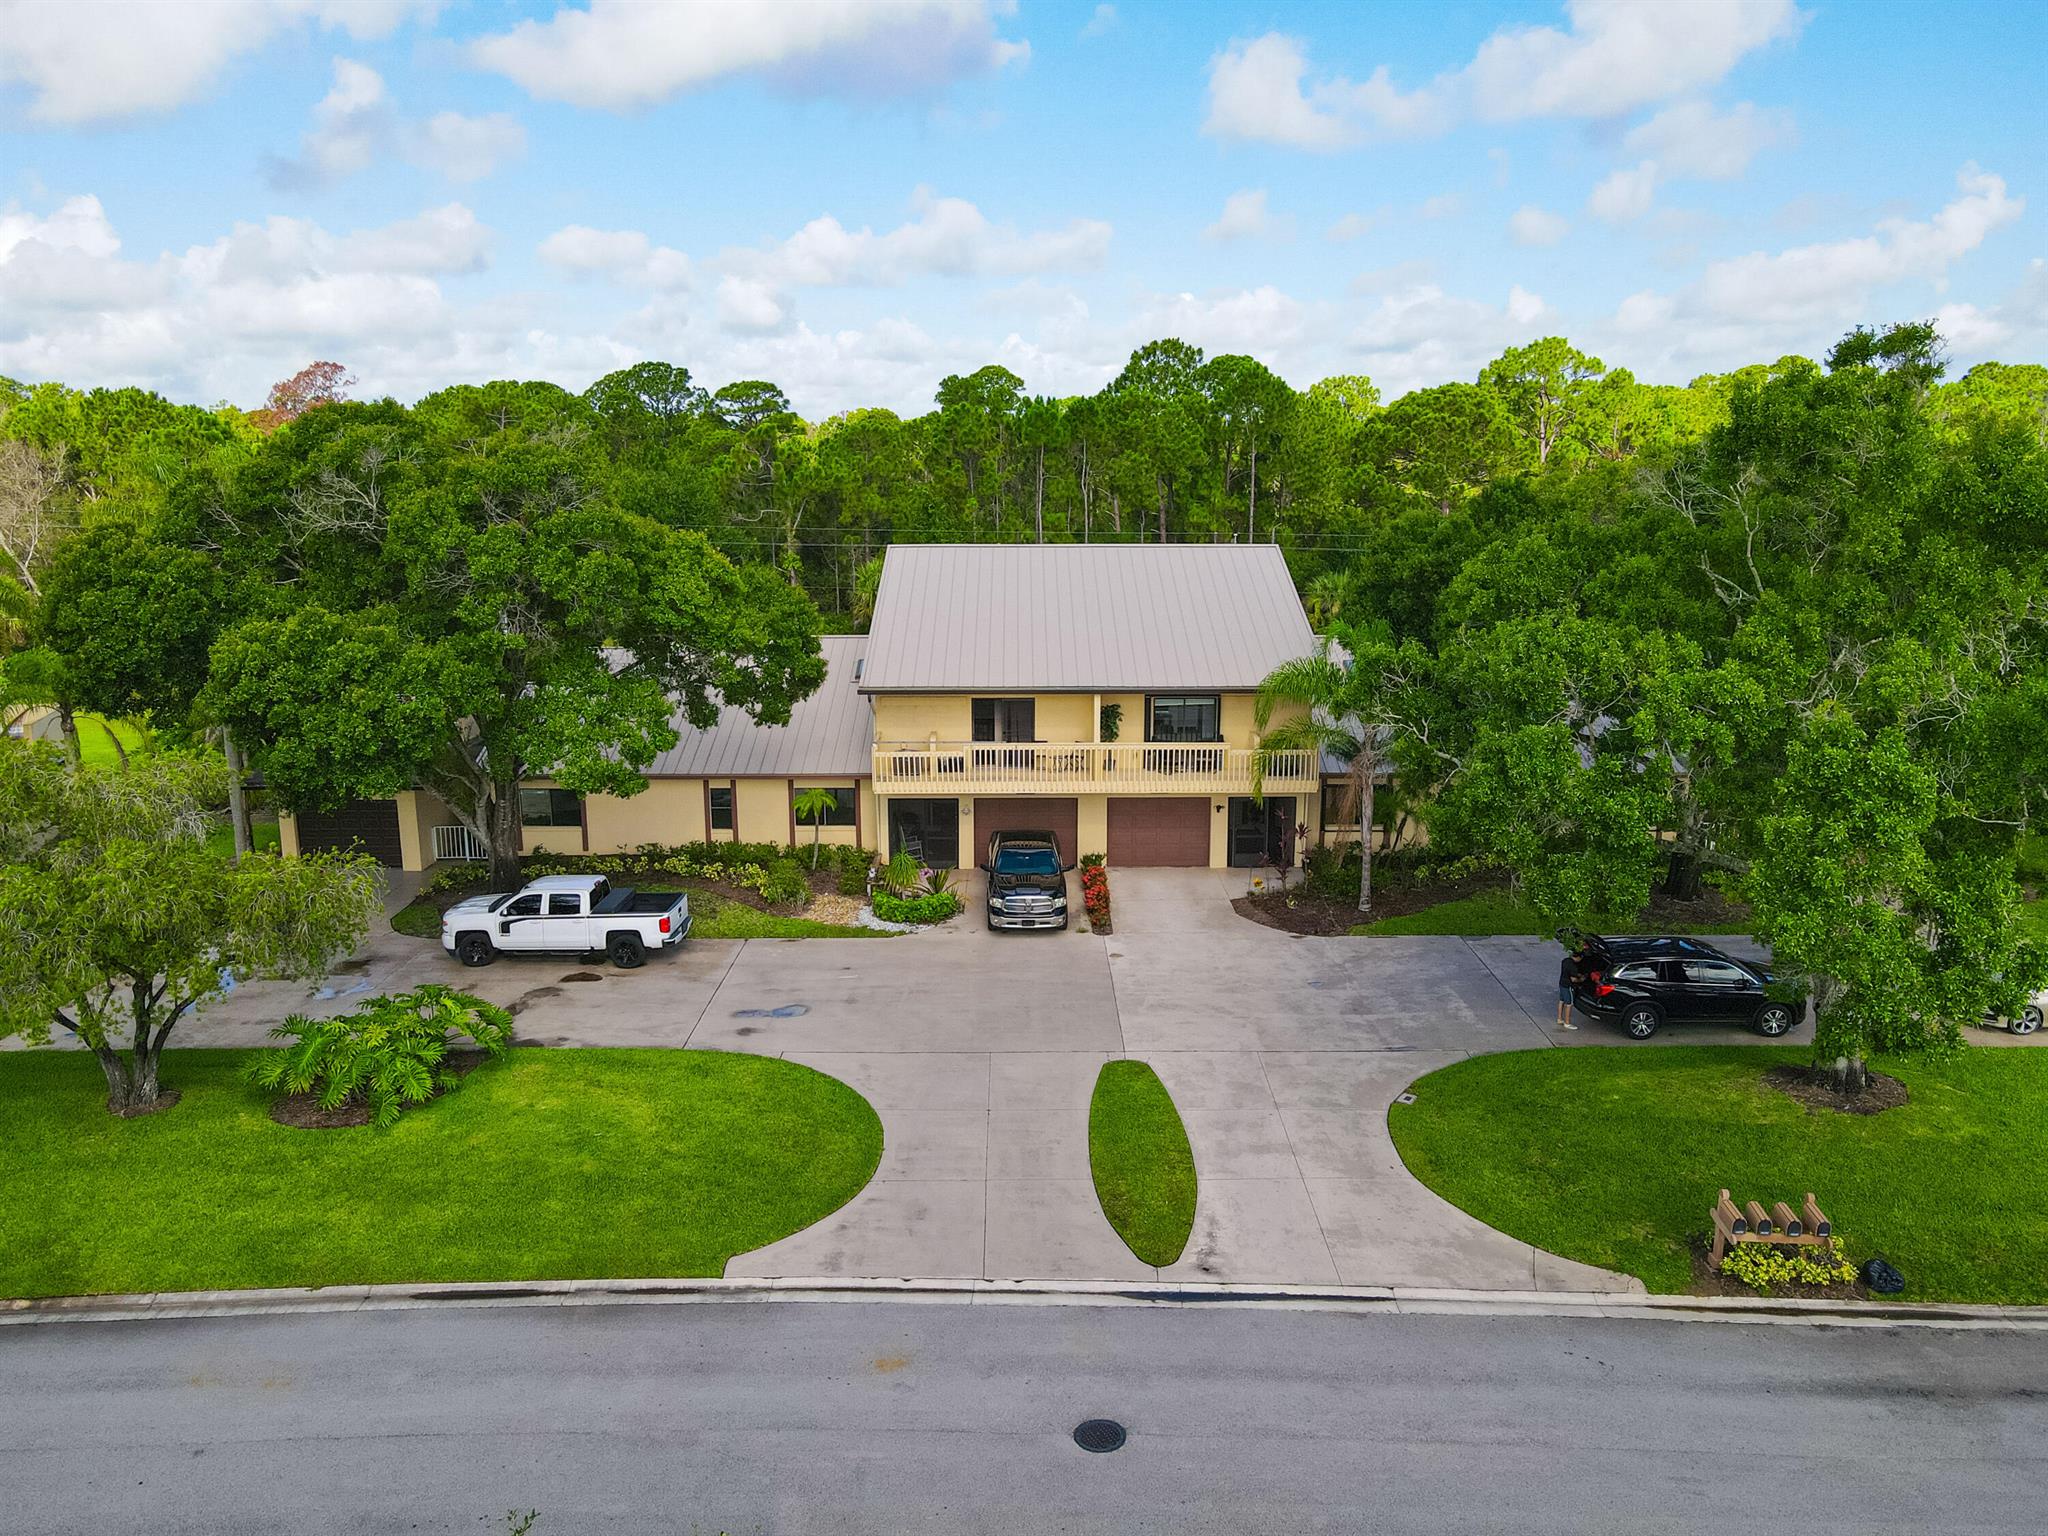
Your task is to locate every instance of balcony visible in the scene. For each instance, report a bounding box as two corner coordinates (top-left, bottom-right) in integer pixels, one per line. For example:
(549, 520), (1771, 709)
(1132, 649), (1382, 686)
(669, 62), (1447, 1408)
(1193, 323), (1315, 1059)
(871, 741), (1319, 797)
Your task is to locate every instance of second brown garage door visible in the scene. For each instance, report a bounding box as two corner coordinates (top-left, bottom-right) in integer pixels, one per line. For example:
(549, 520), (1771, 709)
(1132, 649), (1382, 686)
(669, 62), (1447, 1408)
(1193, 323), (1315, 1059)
(972, 797), (1079, 867)
(1107, 796), (1210, 866)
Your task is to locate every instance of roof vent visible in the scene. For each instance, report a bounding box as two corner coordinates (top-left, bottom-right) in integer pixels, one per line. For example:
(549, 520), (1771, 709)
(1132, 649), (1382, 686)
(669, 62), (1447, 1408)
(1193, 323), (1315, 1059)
(853, 658), (864, 680)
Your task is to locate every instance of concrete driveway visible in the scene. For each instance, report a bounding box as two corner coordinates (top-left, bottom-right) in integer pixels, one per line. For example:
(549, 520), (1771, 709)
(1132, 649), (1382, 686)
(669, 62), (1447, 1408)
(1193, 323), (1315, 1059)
(32, 866), (1961, 1293)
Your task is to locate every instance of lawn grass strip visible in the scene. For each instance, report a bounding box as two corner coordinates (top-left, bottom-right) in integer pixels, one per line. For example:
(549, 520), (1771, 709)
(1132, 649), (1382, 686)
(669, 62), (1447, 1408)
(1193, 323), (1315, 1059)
(1088, 1060), (1197, 1267)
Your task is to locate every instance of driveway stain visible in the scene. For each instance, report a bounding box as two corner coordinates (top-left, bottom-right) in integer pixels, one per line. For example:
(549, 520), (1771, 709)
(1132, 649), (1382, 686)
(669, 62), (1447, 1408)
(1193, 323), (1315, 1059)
(733, 1004), (810, 1018)
(509, 986), (564, 1016)
(872, 1355), (911, 1374)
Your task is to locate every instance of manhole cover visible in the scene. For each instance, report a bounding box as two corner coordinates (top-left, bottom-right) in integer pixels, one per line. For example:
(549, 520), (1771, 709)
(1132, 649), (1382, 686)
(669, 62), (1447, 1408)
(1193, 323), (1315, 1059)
(1072, 1419), (1126, 1454)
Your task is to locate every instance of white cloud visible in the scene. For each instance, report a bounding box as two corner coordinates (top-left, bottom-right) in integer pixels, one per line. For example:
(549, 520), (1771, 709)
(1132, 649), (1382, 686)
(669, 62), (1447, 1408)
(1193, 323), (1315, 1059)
(1509, 206), (1570, 247)
(269, 59), (527, 188)
(715, 276), (788, 333)
(268, 57), (389, 188)
(1080, 4), (1116, 39)
(1205, 189), (1273, 242)
(1466, 0), (1803, 121)
(1325, 211), (1380, 243)
(539, 225), (692, 290)
(724, 189), (1110, 293)
(472, 0), (1027, 111)
(1588, 162), (1660, 223)
(1204, 3), (1802, 151)
(1350, 282), (1553, 396)
(409, 111), (527, 184)
(1203, 33), (1448, 151)
(1623, 98), (1793, 180)
(1419, 194), (1463, 221)
(0, 0), (440, 125)
(1604, 166), (2024, 372)
(0, 195), (529, 405)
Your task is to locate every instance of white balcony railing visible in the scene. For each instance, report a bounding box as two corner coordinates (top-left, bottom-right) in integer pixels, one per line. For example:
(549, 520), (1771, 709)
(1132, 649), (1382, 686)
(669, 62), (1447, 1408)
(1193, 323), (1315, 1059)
(431, 824), (488, 863)
(871, 741), (1318, 796)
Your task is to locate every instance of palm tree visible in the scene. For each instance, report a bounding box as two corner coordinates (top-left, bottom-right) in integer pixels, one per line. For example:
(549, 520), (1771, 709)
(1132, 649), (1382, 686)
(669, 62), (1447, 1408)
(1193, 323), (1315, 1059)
(1252, 642), (1380, 914)
(1303, 572), (1346, 632)
(793, 786), (839, 869)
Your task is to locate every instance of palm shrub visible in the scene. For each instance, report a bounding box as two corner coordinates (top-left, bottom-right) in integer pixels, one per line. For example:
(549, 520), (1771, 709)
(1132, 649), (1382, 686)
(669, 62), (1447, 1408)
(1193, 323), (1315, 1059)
(246, 985), (514, 1129)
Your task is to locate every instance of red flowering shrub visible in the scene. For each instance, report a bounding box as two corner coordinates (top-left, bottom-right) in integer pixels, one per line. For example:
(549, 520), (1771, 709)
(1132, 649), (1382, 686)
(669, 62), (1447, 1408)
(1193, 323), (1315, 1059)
(1079, 854), (1111, 932)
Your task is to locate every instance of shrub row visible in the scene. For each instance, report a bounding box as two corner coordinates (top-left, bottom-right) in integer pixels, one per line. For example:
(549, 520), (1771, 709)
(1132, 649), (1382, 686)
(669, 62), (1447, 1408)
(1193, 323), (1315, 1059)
(870, 889), (963, 925)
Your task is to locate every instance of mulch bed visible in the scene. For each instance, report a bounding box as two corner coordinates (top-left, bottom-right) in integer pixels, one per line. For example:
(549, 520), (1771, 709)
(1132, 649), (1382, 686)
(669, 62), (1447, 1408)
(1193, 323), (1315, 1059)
(1687, 1235), (1869, 1300)
(1231, 873), (1503, 936)
(1764, 1064), (1909, 1116)
(266, 1049), (493, 1130)
(113, 1090), (182, 1119)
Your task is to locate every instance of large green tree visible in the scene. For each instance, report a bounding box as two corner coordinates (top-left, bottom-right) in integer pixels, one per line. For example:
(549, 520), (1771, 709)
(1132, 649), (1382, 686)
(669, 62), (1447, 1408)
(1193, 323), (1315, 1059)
(0, 738), (380, 1113)
(195, 383), (825, 886)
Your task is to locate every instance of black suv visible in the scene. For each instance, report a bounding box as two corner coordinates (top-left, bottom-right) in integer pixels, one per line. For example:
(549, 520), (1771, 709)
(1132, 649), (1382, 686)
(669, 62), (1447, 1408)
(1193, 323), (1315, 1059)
(981, 830), (1070, 932)
(1567, 933), (1798, 1040)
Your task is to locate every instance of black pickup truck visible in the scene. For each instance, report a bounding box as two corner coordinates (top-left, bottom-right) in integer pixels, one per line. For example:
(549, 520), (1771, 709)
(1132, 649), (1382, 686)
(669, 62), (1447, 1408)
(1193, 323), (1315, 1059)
(980, 830), (1072, 932)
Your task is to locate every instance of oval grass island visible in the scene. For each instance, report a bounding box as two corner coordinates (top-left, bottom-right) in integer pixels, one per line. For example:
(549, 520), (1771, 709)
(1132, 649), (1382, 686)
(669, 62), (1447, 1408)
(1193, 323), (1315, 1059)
(1088, 1060), (1198, 1267)
(0, 1048), (883, 1300)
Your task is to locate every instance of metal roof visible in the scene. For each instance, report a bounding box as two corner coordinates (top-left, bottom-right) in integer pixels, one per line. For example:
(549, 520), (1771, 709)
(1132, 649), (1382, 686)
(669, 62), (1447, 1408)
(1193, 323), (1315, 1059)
(646, 634), (873, 778)
(859, 544), (1318, 692)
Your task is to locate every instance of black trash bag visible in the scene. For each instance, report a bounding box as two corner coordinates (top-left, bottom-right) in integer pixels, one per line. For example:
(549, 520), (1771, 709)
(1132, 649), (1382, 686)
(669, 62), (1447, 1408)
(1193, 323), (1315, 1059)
(1862, 1257), (1905, 1294)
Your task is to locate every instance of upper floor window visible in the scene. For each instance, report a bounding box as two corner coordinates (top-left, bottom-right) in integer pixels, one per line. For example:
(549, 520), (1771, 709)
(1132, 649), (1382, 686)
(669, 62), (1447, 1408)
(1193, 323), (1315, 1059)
(972, 697), (1036, 743)
(794, 786), (857, 826)
(1146, 695), (1221, 743)
(519, 788), (581, 828)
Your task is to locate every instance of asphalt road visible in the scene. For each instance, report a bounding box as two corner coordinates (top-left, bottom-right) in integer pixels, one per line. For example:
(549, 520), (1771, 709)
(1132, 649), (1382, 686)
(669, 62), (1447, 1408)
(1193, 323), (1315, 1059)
(3, 1300), (2043, 1535)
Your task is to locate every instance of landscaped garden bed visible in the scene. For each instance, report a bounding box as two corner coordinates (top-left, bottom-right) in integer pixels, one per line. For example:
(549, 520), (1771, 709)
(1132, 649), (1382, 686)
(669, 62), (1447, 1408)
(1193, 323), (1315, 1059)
(0, 1047), (883, 1298)
(1388, 1045), (2048, 1304)
(1231, 846), (1753, 938)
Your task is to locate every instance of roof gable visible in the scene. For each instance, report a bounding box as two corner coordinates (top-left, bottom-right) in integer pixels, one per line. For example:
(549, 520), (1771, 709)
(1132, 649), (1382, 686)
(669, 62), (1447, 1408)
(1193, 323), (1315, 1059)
(860, 544), (1316, 692)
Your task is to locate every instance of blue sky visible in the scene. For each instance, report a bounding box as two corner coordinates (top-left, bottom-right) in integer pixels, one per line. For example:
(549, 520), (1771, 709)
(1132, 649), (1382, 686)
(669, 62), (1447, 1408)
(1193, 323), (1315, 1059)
(0, 0), (2041, 416)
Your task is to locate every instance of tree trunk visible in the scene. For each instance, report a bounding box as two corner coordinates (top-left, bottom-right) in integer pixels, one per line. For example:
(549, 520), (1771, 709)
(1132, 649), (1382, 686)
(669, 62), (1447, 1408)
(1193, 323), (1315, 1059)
(1356, 752), (1377, 915)
(94, 1044), (133, 1113)
(1033, 446), (1045, 543)
(486, 782), (524, 889)
(222, 728), (252, 862)
(57, 700), (80, 766)
(1661, 847), (1703, 901)
(1248, 442), (1257, 543)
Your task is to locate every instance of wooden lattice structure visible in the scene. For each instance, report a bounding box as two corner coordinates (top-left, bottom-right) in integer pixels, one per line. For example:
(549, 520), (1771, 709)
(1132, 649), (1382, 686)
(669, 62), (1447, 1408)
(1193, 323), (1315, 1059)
(1709, 1188), (1833, 1267)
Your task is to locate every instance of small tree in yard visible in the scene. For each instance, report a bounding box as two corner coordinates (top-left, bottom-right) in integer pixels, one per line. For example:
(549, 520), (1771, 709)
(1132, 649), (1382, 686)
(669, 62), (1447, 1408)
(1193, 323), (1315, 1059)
(0, 738), (380, 1114)
(793, 786), (838, 869)
(1252, 642), (1383, 914)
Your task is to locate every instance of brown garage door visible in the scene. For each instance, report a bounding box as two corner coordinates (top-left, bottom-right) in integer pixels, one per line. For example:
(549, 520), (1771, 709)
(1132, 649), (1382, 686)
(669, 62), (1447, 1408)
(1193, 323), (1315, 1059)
(972, 797), (1078, 868)
(1107, 797), (1210, 866)
(295, 797), (404, 866)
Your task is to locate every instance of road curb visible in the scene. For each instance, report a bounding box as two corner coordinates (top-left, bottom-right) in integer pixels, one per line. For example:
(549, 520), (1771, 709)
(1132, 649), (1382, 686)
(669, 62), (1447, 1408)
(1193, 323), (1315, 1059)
(5, 1276), (2044, 1329)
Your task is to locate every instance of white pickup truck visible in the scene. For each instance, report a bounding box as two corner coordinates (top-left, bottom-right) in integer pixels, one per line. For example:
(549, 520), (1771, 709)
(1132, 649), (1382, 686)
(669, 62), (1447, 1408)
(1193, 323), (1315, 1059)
(441, 874), (690, 970)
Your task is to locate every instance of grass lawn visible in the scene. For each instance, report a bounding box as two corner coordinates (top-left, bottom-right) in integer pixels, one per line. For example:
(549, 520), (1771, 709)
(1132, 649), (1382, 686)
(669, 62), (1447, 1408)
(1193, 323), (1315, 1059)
(0, 1047), (882, 1299)
(1088, 1060), (1197, 1266)
(72, 713), (147, 767)
(1389, 1045), (2048, 1303)
(2018, 899), (2047, 942)
(201, 820), (282, 861)
(1352, 888), (1751, 937)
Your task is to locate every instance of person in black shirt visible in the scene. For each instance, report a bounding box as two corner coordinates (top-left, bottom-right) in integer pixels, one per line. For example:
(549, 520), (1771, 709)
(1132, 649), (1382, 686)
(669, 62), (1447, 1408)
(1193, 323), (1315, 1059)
(1556, 942), (1586, 1030)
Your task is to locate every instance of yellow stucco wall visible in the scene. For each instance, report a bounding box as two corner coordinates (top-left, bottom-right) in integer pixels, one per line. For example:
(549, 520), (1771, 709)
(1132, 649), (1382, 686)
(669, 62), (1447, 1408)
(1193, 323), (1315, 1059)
(1076, 793), (1108, 858)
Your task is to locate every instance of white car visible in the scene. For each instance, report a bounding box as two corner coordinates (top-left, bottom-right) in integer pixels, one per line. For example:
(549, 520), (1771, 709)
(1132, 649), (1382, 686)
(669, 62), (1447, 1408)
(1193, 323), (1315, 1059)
(1995, 989), (2046, 1036)
(441, 874), (689, 970)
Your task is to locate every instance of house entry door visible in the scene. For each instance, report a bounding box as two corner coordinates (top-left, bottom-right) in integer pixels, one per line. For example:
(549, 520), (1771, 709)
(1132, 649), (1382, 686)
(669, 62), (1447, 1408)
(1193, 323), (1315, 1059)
(1227, 796), (1297, 868)
(888, 798), (961, 868)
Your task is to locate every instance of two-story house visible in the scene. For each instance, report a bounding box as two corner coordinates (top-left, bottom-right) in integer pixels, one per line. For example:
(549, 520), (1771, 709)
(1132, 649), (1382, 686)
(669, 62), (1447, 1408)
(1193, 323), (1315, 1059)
(277, 543), (1325, 872)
